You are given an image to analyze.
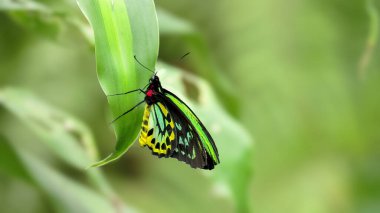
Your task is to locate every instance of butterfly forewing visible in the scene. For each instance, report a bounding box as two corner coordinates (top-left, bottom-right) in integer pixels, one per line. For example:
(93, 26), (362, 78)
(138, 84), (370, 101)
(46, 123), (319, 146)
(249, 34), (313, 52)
(162, 90), (220, 169)
(168, 109), (209, 168)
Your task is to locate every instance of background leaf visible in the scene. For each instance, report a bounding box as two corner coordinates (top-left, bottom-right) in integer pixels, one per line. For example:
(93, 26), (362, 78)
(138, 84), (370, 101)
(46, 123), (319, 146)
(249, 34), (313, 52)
(0, 135), (31, 182)
(0, 88), (133, 212)
(0, 88), (95, 168)
(157, 62), (253, 212)
(0, 135), (134, 213)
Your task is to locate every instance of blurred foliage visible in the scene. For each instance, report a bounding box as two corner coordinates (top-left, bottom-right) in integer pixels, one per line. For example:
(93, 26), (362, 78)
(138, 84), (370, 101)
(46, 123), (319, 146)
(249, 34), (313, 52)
(0, 88), (132, 212)
(157, 63), (253, 212)
(1, 0), (380, 213)
(157, 8), (240, 116)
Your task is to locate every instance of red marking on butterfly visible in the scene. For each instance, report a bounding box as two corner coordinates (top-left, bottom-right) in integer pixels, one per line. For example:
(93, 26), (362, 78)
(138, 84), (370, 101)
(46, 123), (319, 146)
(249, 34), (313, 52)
(147, 90), (153, 97)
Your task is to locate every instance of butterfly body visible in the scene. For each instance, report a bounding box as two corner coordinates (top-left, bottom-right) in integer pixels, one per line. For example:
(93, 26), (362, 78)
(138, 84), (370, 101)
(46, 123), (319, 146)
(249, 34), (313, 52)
(115, 75), (220, 170)
(144, 76), (162, 104)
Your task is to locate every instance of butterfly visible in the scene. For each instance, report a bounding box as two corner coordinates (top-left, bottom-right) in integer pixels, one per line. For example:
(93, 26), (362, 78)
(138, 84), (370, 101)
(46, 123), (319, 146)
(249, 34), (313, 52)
(108, 56), (220, 170)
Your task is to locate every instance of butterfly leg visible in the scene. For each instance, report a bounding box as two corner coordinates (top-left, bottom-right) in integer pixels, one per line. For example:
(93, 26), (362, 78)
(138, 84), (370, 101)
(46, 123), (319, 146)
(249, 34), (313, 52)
(110, 100), (145, 123)
(107, 82), (150, 97)
(107, 89), (145, 97)
(140, 82), (150, 93)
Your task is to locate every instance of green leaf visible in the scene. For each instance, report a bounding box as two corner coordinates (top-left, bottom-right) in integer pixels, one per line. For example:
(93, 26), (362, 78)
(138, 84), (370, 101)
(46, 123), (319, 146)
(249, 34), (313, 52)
(0, 88), (96, 169)
(157, 62), (254, 212)
(0, 0), (95, 44)
(0, 89), (133, 211)
(77, 0), (159, 167)
(4, 4), (61, 39)
(0, 88), (119, 197)
(0, 135), (31, 182)
(18, 151), (135, 213)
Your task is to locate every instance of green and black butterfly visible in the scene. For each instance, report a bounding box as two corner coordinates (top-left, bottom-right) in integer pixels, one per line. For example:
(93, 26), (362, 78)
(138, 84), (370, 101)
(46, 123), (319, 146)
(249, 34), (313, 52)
(109, 57), (220, 170)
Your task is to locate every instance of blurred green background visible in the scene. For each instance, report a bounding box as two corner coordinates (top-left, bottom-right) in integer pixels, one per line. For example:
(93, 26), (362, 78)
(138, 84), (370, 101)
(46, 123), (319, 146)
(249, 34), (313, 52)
(1, 0), (380, 212)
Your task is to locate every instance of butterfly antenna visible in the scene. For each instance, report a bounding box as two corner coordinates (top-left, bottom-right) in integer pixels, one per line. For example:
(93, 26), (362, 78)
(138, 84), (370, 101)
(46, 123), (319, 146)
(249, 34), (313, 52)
(180, 52), (191, 60)
(134, 55), (155, 74)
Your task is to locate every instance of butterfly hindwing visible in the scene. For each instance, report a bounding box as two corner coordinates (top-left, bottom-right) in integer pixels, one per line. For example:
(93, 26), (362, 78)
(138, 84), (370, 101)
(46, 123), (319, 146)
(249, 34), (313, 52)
(139, 102), (175, 157)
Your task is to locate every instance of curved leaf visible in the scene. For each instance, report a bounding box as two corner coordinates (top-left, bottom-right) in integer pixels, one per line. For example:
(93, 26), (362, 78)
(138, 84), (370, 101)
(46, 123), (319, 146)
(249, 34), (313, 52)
(77, 0), (159, 167)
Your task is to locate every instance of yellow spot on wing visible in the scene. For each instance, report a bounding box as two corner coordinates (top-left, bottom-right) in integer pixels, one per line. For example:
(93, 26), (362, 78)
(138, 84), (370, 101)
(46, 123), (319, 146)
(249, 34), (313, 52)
(169, 132), (175, 141)
(158, 102), (168, 116)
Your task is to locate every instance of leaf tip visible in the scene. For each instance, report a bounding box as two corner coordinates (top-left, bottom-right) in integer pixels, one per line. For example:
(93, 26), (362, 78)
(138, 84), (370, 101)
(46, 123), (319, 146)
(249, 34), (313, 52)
(88, 152), (121, 168)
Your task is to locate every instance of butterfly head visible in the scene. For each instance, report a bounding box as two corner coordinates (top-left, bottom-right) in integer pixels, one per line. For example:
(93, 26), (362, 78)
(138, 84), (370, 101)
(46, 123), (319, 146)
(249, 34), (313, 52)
(148, 74), (161, 90)
(149, 74), (159, 83)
